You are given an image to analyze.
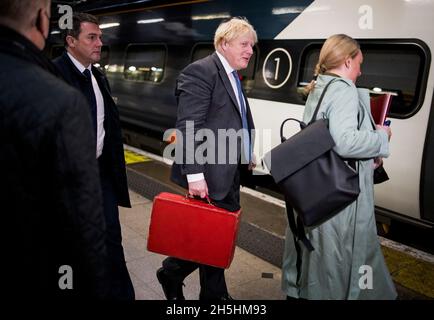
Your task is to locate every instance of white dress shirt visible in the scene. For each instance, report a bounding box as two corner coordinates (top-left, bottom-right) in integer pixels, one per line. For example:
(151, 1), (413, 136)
(67, 52), (105, 159)
(187, 51), (246, 183)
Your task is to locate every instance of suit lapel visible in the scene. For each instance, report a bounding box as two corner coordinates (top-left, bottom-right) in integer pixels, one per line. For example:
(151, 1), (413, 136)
(92, 67), (112, 120)
(62, 52), (109, 97)
(63, 52), (87, 81)
(92, 66), (110, 94)
(212, 53), (242, 117)
(64, 52), (113, 119)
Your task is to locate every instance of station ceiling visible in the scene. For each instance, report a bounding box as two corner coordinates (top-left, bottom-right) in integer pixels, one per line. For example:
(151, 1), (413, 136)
(51, 0), (188, 9)
(50, 0), (194, 16)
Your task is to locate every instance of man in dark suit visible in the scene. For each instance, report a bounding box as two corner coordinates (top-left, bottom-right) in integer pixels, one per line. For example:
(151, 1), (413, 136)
(53, 13), (134, 300)
(0, 0), (108, 298)
(157, 17), (257, 301)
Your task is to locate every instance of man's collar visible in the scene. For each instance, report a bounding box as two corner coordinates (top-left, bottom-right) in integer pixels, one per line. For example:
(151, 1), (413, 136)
(216, 50), (235, 75)
(0, 25), (37, 51)
(67, 51), (91, 73)
(0, 25), (63, 79)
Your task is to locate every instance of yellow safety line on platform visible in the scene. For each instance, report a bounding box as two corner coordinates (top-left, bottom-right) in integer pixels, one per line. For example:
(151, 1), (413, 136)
(124, 150), (151, 165)
(382, 246), (434, 298)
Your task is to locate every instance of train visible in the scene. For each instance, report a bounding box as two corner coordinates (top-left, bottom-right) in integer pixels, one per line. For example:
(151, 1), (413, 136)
(48, 0), (434, 229)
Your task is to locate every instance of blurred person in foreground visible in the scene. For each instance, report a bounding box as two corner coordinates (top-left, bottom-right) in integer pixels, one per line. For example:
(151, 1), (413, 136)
(0, 0), (108, 298)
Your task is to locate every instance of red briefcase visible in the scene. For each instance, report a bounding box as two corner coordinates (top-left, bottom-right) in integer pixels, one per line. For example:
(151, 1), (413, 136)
(147, 192), (242, 269)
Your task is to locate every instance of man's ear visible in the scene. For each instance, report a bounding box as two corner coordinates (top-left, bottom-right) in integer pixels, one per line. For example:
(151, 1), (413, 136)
(221, 40), (228, 51)
(36, 8), (49, 40)
(66, 35), (75, 48)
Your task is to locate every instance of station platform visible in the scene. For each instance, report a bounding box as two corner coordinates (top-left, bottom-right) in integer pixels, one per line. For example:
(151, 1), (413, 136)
(121, 146), (434, 300)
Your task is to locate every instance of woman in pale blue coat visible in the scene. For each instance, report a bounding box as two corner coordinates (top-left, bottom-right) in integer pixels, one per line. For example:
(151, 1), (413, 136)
(282, 34), (397, 300)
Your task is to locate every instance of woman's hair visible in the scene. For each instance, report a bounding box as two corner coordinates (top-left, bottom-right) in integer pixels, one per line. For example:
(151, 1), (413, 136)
(304, 34), (360, 94)
(214, 17), (257, 50)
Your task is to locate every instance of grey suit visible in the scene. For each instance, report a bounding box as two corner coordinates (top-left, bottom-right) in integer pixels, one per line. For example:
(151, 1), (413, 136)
(166, 52), (255, 300)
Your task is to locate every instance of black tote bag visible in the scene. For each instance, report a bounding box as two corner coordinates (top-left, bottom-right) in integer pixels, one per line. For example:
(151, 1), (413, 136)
(264, 79), (360, 228)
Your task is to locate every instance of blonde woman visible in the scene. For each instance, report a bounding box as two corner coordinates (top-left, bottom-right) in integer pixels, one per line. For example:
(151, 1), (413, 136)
(282, 34), (397, 300)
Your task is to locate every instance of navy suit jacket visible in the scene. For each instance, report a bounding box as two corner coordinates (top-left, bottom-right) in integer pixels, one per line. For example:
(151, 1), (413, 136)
(171, 52), (255, 200)
(53, 52), (131, 207)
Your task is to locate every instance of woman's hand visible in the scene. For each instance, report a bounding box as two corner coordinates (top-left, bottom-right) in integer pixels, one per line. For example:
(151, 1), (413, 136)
(373, 157), (383, 169)
(376, 125), (392, 141)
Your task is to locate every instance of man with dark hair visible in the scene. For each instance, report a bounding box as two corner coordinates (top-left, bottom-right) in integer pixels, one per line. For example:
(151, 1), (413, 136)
(53, 12), (135, 300)
(63, 12), (99, 46)
(0, 0), (108, 298)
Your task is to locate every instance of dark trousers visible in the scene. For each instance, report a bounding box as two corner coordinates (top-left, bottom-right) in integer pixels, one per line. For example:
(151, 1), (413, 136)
(162, 168), (241, 299)
(99, 158), (135, 300)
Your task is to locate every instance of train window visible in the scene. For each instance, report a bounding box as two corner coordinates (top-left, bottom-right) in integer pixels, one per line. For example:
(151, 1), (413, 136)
(191, 44), (214, 62)
(299, 48), (319, 86)
(124, 44), (166, 83)
(191, 43), (258, 92)
(299, 42), (428, 118)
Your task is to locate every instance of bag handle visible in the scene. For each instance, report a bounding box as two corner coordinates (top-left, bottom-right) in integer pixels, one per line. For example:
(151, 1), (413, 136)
(279, 78), (339, 142)
(309, 78), (338, 125)
(279, 118), (305, 143)
(185, 194), (214, 206)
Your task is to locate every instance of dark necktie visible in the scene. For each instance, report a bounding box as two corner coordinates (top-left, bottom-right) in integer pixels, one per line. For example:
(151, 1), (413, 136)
(83, 69), (97, 140)
(231, 70), (251, 163)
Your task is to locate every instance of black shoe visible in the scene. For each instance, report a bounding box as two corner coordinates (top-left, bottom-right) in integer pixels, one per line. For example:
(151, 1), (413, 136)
(199, 293), (234, 301)
(219, 293), (234, 300)
(286, 295), (307, 300)
(156, 267), (185, 300)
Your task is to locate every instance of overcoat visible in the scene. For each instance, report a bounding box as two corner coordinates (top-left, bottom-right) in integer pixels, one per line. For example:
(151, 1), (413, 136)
(0, 26), (108, 298)
(281, 74), (397, 300)
(53, 52), (131, 208)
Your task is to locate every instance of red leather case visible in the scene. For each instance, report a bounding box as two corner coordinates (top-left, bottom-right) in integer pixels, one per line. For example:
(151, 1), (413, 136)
(147, 192), (242, 269)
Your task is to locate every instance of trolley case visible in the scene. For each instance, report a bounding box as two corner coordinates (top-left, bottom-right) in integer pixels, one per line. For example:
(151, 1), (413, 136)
(147, 192), (242, 269)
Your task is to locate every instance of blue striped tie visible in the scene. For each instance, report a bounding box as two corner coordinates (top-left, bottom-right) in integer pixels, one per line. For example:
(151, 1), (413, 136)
(231, 70), (251, 163)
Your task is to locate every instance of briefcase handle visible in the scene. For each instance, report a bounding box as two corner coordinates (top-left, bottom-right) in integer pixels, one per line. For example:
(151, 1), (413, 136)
(186, 194), (214, 206)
